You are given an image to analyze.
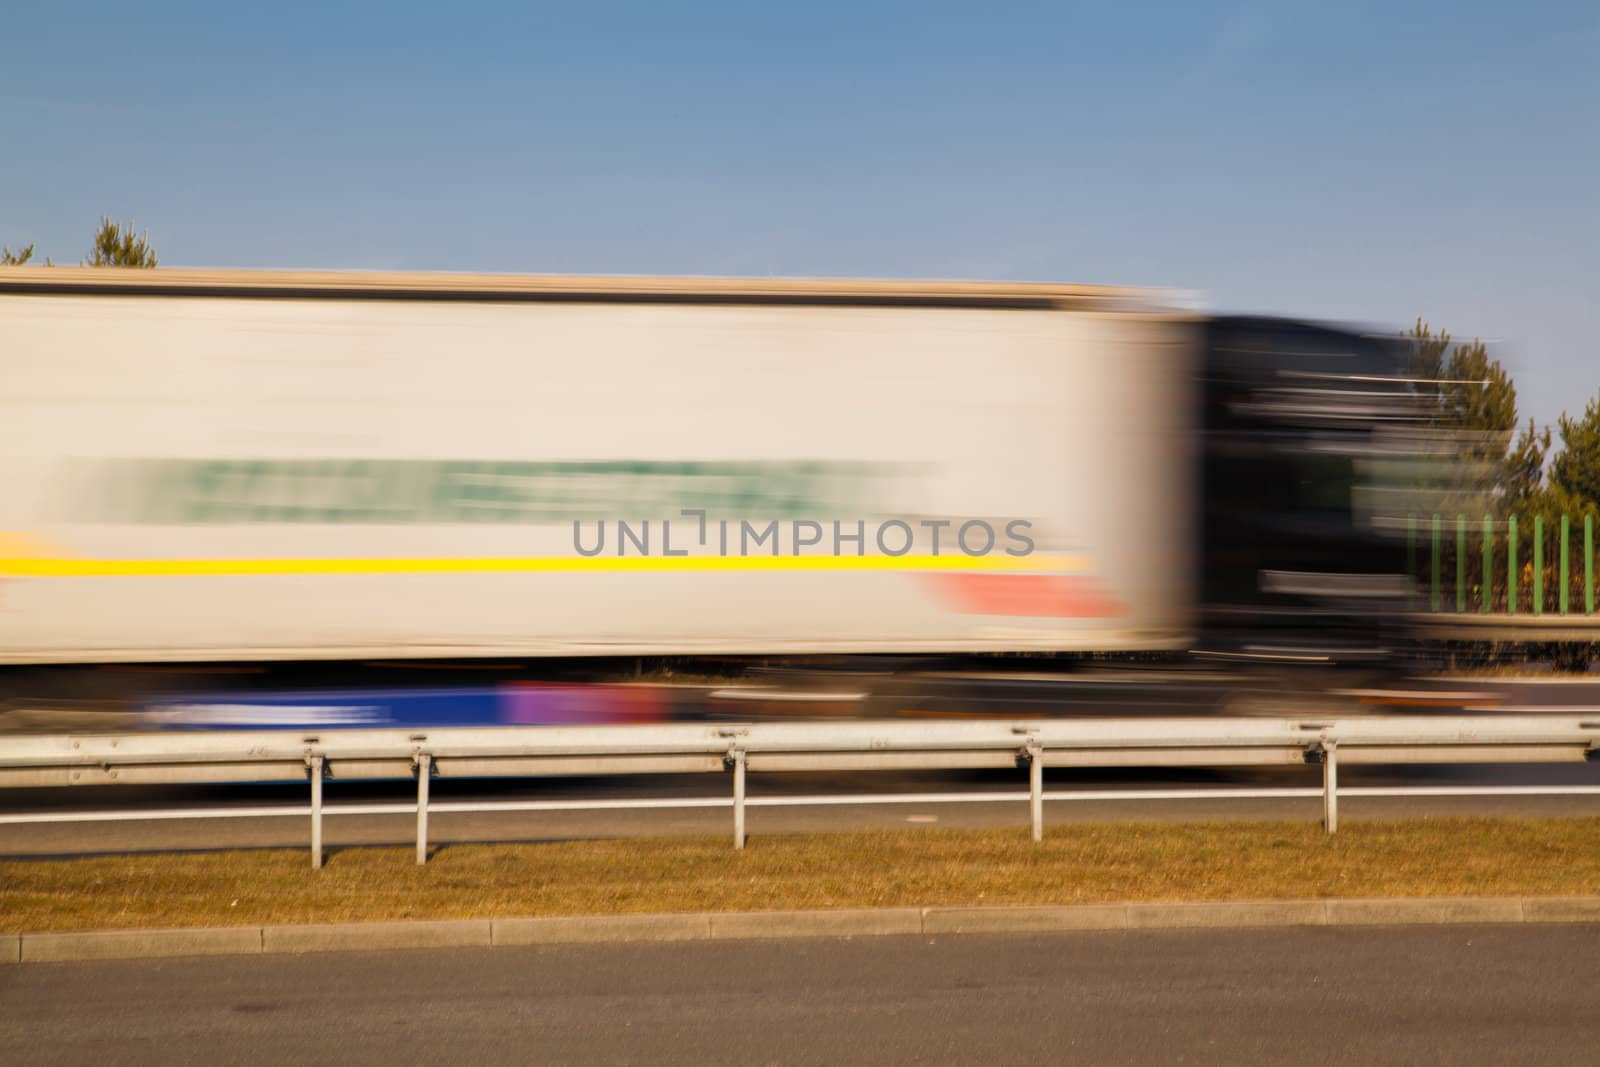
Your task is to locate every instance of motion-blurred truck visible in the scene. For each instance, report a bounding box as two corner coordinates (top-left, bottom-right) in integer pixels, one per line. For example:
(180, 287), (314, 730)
(0, 269), (1421, 722)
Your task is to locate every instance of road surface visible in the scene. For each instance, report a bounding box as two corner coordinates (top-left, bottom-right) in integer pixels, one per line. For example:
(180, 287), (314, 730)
(3, 926), (1598, 1065)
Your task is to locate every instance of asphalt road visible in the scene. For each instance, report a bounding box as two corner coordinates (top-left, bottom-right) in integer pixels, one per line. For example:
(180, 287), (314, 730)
(4, 926), (1598, 1065)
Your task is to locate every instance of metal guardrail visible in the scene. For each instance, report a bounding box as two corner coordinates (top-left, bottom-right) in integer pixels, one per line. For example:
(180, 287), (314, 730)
(2, 717), (1597, 867)
(1410, 613), (1600, 643)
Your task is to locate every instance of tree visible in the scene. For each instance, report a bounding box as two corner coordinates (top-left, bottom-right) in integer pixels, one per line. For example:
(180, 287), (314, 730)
(1406, 319), (1524, 506)
(1, 243), (35, 265)
(1503, 418), (1552, 506)
(86, 217), (157, 267)
(1551, 391), (1600, 509)
(1439, 338), (1517, 446)
(1406, 316), (1450, 383)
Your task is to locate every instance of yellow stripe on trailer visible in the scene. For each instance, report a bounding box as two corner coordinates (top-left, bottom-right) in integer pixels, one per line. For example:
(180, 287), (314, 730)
(0, 550), (1090, 579)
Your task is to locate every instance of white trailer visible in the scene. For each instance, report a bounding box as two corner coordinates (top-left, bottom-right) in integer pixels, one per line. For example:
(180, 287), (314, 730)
(0, 269), (1199, 664)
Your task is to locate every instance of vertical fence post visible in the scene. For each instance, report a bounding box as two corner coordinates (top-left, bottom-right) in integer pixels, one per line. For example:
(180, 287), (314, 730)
(309, 754), (324, 870)
(1508, 516), (1518, 615)
(1456, 515), (1466, 612)
(1481, 515), (1492, 613)
(1431, 514), (1441, 613)
(1534, 515), (1544, 616)
(1587, 514), (1595, 616)
(1321, 740), (1338, 835)
(1407, 514), (1417, 583)
(415, 752), (431, 865)
(731, 748), (747, 850)
(1560, 515), (1571, 616)
(1028, 742), (1044, 843)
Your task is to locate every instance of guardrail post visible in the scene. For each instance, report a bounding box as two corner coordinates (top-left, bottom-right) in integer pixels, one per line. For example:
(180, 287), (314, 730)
(1027, 741), (1044, 842)
(731, 748), (747, 850)
(415, 753), (432, 865)
(1321, 740), (1338, 835)
(1508, 516), (1518, 614)
(308, 754), (324, 869)
(1482, 515), (1492, 613)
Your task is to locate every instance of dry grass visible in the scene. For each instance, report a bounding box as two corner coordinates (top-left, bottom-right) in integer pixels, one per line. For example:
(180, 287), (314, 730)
(3, 818), (1599, 933)
(1439, 666), (1600, 679)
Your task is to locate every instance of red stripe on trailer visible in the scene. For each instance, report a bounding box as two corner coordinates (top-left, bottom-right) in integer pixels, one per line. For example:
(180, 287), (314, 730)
(918, 573), (1126, 618)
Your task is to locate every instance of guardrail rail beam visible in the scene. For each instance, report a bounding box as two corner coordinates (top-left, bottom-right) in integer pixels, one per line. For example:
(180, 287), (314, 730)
(1, 718), (1596, 857)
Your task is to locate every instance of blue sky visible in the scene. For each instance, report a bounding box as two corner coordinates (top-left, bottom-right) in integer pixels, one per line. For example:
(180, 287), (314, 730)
(4, 2), (1596, 429)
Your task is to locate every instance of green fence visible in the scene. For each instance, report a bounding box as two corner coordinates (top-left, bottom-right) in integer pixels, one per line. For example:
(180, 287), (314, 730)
(1408, 513), (1597, 615)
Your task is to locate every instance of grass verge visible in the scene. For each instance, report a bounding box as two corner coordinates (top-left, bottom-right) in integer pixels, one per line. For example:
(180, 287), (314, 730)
(3, 817), (1598, 933)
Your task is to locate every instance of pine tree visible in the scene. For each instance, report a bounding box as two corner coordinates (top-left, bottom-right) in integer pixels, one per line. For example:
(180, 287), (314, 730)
(1407, 320), (1523, 506)
(1551, 391), (1600, 509)
(1503, 418), (1552, 506)
(85, 218), (157, 267)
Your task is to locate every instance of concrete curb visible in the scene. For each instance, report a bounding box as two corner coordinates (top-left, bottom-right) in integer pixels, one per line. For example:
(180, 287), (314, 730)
(493, 913), (711, 945)
(709, 908), (923, 940)
(8, 896), (1600, 964)
(21, 926), (262, 964)
(922, 904), (1126, 934)
(1523, 897), (1600, 922)
(262, 920), (493, 955)
(1322, 897), (1525, 926)
(1127, 900), (1329, 929)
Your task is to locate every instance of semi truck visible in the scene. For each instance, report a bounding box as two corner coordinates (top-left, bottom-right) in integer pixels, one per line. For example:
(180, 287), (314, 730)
(0, 268), (1421, 725)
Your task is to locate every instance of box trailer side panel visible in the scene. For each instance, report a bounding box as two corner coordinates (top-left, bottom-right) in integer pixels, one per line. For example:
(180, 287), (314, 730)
(0, 293), (1198, 662)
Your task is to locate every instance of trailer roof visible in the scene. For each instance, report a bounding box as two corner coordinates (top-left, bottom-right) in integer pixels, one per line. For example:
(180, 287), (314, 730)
(0, 266), (1183, 312)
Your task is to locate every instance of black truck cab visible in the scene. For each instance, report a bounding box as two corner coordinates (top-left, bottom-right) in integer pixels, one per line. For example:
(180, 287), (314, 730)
(1194, 316), (1423, 669)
